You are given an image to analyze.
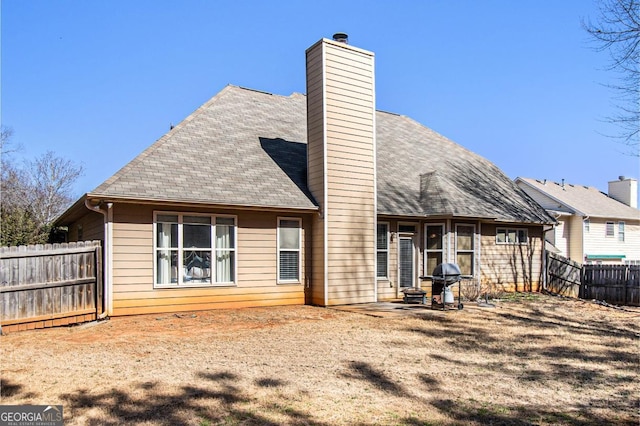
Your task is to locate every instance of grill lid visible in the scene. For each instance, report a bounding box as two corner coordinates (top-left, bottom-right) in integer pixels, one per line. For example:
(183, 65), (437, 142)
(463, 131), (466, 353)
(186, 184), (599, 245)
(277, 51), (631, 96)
(432, 262), (461, 277)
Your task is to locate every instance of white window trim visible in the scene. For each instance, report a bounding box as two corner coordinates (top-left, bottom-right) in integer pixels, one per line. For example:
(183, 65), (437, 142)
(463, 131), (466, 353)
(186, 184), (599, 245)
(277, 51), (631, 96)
(496, 227), (529, 245)
(397, 222), (419, 287)
(455, 223), (476, 277)
(277, 217), (302, 284)
(153, 211), (237, 289)
(583, 218), (590, 233)
(424, 223), (446, 277)
(376, 222), (390, 280)
(618, 221), (625, 242)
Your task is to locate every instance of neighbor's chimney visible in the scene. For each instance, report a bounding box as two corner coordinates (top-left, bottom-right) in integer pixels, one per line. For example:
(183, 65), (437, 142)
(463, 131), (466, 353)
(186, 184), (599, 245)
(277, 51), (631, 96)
(608, 176), (638, 208)
(305, 34), (376, 306)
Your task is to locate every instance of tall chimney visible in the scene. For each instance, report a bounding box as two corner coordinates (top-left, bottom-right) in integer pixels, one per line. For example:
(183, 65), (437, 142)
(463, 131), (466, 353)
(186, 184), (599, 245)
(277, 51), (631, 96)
(306, 35), (376, 306)
(608, 176), (638, 208)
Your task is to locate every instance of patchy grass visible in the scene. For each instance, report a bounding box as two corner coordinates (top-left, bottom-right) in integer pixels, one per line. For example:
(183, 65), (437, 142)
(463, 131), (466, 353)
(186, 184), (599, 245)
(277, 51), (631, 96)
(1, 294), (639, 425)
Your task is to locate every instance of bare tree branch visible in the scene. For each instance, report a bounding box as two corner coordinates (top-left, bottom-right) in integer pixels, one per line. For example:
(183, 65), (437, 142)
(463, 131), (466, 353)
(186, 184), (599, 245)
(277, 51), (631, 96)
(583, 0), (640, 155)
(1, 129), (84, 246)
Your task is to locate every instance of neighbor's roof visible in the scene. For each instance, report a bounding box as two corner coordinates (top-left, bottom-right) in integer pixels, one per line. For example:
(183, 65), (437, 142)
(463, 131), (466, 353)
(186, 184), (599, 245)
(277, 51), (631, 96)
(516, 177), (639, 221)
(87, 85), (552, 223)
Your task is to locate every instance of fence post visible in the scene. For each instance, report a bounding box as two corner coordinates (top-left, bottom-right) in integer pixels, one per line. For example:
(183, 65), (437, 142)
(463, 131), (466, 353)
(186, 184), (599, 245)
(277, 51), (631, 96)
(95, 243), (103, 316)
(624, 265), (629, 306)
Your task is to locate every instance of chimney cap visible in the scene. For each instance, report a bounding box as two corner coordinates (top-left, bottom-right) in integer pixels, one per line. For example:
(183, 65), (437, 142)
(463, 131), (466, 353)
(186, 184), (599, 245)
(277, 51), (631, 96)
(619, 175), (626, 181)
(332, 32), (349, 44)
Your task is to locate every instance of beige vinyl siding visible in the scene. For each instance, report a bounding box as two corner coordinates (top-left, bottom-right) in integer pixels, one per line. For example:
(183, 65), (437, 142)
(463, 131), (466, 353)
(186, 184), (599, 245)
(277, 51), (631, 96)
(68, 211), (104, 242)
(324, 40), (375, 305)
(567, 215), (585, 262)
(480, 223), (544, 292)
(553, 218), (569, 257)
(584, 218), (640, 263)
(306, 43), (325, 203)
(305, 38), (376, 306)
(306, 41), (326, 306)
(109, 204), (307, 316)
(309, 215), (325, 305)
(622, 221), (640, 262)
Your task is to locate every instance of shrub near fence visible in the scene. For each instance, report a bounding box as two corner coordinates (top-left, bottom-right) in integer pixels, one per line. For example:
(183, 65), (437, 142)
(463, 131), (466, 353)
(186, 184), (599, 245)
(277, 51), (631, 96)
(582, 264), (640, 306)
(0, 241), (102, 332)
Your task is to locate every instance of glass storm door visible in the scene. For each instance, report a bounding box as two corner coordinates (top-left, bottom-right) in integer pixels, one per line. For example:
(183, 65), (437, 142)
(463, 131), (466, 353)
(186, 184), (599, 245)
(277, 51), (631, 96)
(399, 236), (415, 288)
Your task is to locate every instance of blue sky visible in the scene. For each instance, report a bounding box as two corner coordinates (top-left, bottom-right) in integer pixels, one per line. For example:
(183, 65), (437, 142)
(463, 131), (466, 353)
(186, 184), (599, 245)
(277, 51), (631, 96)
(2, 0), (638, 199)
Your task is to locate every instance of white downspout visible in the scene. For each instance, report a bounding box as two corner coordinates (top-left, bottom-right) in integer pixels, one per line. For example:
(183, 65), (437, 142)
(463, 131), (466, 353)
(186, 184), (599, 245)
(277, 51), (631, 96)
(84, 199), (113, 318)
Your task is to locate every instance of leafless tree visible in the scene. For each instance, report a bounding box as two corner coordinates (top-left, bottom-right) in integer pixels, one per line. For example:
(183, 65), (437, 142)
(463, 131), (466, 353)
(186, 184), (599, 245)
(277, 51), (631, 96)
(26, 151), (84, 227)
(583, 0), (639, 155)
(1, 128), (84, 245)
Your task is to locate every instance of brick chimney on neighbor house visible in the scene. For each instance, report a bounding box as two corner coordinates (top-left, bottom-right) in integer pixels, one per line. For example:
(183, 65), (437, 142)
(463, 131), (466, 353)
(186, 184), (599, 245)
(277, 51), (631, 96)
(305, 34), (377, 306)
(608, 176), (638, 208)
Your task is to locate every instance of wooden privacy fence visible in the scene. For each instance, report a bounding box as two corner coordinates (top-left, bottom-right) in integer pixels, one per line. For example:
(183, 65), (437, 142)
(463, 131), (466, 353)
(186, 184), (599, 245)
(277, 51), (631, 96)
(546, 252), (582, 298)
(546, 251), (640, 306)
(0, 241), (102, 332)
(582, 264), (640, 306)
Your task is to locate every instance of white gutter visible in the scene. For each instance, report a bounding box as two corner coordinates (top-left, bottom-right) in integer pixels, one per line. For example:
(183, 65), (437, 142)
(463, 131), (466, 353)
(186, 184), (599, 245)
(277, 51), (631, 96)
(84, 199), (113, 318)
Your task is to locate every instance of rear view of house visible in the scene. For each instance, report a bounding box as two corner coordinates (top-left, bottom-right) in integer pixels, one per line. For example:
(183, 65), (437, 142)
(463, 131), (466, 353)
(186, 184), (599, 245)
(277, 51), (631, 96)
(55, 35), (553, 317)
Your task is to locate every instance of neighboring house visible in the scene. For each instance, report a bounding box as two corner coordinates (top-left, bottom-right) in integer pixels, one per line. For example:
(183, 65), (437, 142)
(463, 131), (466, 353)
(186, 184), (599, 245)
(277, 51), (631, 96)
(516, 177), (640, 265)
(56, 35), (553, 317)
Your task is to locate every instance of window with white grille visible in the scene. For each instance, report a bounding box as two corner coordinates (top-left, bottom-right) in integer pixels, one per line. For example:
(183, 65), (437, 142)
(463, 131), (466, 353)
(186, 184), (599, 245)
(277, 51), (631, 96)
(425, 224), (445, 276)
(278, 218), (301, 282)
(456, 224), (475, 276)
(154, 213), (236, 287)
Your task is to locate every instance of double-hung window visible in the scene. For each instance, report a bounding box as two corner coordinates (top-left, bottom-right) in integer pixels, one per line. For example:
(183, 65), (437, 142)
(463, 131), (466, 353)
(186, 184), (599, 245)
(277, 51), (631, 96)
(154, 213), (236, 287)
(278, 218), (301, 283)
(456, 224), (475, 276)
(425, 224), (444, 276)
(606, 222), (615, 237)
(618, 222), (625, 242)
(376, 223), (389, 279)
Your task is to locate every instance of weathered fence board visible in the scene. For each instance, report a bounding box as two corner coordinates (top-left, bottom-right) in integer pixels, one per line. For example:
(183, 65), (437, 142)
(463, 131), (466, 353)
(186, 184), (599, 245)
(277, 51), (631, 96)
(546, 252), (582, 297)
(582, 264), (640, 306)
(0, 241), (102, 331)
(546, 251), (640, 306)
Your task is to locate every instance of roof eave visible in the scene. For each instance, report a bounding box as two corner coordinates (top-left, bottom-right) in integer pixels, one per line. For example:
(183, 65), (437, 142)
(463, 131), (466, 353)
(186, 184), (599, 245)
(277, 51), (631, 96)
(85, 193), (319, 213)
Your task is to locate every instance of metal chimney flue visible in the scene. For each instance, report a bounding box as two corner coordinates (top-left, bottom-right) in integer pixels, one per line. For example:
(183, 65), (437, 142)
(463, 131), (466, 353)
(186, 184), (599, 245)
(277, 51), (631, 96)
(332, 33), (348, 44)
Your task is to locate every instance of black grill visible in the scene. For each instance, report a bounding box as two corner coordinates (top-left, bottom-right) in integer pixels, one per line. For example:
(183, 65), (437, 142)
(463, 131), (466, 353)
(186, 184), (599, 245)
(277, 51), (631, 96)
(432, 263), (462, 286)
(431, 262), (463, 310)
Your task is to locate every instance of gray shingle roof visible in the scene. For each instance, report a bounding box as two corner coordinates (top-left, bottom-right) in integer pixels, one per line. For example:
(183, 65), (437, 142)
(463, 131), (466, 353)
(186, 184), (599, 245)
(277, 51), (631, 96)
(90, 85), (553, 223)
(517, 178), (640, 221)
(92, 86), (315, 209)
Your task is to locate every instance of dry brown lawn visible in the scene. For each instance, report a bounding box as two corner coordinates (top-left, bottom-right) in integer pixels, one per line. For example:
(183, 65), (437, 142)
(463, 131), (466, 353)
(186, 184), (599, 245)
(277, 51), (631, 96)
(1, 293), (639, 425)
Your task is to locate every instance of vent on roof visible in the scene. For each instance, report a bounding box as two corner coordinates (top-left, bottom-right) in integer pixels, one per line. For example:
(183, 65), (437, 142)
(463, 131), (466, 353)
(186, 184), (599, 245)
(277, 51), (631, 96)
(332, 33), (348, 44)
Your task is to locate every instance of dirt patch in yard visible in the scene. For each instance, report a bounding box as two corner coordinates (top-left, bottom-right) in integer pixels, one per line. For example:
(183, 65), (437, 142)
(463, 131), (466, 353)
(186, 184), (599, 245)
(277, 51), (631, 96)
(1, 293), (639, 425)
